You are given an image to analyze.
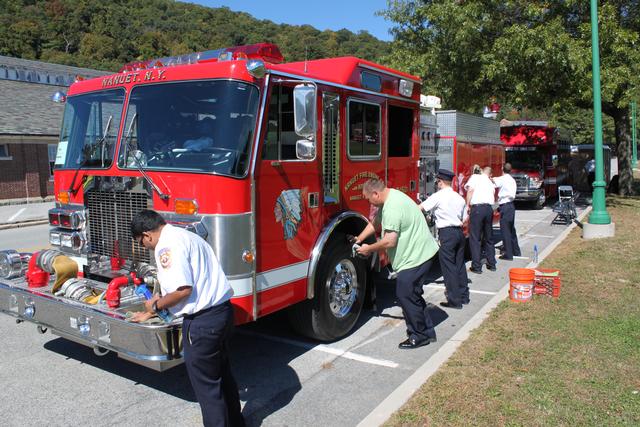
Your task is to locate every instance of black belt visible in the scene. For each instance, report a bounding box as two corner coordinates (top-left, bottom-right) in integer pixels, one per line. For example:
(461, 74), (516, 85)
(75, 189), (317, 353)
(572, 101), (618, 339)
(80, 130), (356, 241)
(182, 300), (231, 320)
(439, 225), (462, 230)
(471, 203), (491, 207)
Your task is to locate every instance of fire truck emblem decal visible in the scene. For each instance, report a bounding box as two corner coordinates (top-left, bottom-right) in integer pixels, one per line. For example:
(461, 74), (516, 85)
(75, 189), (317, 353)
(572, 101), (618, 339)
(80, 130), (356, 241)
(274, 189), (302, 240)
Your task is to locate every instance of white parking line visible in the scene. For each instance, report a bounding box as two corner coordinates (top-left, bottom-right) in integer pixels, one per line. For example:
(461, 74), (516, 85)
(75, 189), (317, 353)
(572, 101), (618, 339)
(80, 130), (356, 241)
(424, 284), (497, 296)
(352, 323), (403, 351)
(7, 208), (26, 223)
(523, 234), (555, 238)
(237, 330), (399, 368)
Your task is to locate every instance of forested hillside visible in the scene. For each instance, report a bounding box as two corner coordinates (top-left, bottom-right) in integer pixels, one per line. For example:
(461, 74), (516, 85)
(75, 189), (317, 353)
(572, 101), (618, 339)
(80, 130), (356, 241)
(0, 0), (390, 71)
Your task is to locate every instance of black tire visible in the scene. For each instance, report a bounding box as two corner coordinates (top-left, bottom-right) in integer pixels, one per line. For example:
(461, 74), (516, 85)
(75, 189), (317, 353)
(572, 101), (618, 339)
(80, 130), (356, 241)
(288, 234), (367, 341)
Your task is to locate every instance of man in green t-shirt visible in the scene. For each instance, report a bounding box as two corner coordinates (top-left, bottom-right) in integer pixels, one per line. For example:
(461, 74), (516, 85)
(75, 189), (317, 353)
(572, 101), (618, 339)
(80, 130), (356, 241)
(355, 179), (439, 349)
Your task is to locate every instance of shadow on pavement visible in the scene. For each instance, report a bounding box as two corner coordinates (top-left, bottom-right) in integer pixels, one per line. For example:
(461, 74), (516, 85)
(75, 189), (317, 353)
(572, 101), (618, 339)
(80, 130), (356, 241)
(44, 327), (304, 426)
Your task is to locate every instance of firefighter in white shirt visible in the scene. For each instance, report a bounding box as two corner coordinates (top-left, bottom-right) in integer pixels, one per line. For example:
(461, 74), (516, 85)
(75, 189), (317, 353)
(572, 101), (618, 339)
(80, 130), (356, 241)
(130, 210), (244, 427)
(420, 169), (470, 309)
(493, 163), (521, 260)
(465, 166), (497, 273)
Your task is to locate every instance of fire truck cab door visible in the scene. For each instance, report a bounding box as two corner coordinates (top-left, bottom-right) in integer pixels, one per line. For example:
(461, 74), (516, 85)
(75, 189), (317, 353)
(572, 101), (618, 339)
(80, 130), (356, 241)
(254, 83), (322, 316)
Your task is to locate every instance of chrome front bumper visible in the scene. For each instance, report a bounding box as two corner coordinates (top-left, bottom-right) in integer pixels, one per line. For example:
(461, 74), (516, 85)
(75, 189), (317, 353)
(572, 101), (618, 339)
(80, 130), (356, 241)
(515, 189), (543, 201)
(0, 278), (183, 371)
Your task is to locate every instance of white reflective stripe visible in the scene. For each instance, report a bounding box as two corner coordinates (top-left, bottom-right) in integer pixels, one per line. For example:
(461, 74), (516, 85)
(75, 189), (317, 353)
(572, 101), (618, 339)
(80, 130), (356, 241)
(256, 260), (309, 292)
(228, 277), (253, 297)
(544, 177), (557, 184)
(229, 260), (310, 297)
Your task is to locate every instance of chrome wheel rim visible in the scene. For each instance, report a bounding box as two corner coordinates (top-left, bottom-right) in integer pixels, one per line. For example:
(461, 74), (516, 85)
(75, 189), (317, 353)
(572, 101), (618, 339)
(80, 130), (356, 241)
(327, 259), (358, 318)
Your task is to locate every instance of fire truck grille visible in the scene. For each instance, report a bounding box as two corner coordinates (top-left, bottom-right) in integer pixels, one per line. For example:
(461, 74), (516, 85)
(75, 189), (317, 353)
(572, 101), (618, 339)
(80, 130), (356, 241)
(85, 190), (150, 263)
(514, 176), (528, 190)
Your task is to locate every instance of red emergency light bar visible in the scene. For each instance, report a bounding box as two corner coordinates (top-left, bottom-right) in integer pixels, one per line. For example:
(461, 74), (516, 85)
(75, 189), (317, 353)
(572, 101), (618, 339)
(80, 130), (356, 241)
(119, 43), (284, 73)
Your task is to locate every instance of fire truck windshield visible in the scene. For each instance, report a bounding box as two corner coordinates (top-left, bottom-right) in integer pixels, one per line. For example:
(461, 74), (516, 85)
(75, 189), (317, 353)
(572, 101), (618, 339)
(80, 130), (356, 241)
(118, 80), (259, 177)
(55, 89), (125, 169)
(506, 150), (543, 171)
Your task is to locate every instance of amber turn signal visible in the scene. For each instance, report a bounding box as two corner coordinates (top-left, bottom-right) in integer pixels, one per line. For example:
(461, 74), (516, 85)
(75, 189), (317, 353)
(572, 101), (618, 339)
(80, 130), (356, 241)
(57, 191), (70, 205)
(174, 199), (198, 215)
(242, 250), (254, 264)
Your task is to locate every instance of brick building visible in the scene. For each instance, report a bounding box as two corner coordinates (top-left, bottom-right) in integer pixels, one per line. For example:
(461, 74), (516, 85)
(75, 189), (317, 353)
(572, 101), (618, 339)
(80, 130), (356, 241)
(0, 56), (108, 201)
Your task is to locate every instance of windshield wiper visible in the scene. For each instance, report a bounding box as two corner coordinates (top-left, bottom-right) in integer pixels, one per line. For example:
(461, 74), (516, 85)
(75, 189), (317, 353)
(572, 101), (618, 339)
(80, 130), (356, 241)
(67, 115), (113, 195)
(123, 113), (170, 200)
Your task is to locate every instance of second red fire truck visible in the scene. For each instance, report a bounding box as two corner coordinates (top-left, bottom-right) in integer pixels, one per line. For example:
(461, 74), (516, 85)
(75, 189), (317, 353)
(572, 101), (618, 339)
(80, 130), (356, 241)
(500, 121), (572, 208)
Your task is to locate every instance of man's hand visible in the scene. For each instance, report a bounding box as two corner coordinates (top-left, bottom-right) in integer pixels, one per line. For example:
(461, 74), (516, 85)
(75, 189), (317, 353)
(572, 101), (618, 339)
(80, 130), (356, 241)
(346, 234), (358, 244)
(144, 294), (160, 313)
(130, 311), (155, 323)
(356, 243), (373, 256)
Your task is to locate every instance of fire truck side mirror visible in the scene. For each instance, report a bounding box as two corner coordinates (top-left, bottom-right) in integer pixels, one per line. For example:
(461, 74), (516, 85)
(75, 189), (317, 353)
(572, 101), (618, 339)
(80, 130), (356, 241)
(293, 84), (317, 139)
(296, 139), (315, 160)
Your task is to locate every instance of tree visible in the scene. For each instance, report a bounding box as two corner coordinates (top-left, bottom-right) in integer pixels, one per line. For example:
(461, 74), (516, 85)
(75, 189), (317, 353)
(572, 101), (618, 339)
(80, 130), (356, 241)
(383, 0), (640, 195)
(0, 0), (391, 67)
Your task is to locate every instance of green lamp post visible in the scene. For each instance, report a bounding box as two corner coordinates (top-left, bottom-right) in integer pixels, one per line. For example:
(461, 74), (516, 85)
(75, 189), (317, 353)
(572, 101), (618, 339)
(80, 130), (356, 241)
(632, 101), (637, 169)
(588, 0), (612, 225)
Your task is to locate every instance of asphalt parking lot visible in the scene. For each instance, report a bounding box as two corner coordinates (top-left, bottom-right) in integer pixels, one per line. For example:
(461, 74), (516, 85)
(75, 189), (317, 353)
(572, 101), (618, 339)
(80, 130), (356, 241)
(0, 203), (587, 426)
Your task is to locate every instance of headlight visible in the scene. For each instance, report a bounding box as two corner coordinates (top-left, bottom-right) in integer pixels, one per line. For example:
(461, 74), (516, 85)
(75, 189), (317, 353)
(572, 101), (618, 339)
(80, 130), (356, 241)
(61, 232), (73, 248)
(60, 231), (85, 251)
(49, 207), (85, 230)
(49, 231), (61, 246)
(529, 177), (543, 189)
(48, 210), (60, 226)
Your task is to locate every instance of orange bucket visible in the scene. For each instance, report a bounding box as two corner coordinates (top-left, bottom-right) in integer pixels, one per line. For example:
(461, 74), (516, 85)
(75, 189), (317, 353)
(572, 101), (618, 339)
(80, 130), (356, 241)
(509, 268), (535, 303)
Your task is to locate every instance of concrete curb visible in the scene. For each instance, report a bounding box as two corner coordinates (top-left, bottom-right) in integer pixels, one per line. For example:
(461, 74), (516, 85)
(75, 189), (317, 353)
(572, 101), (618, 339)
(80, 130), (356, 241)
(357, 206), (593, 427)
(0, 219), (49, 231)
(0, 197), (55, 207)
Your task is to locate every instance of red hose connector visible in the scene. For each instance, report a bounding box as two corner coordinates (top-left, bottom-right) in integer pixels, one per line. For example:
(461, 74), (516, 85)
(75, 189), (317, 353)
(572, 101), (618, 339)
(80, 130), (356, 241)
(26, 252), (50, 288)
(105, 272), (142, 308)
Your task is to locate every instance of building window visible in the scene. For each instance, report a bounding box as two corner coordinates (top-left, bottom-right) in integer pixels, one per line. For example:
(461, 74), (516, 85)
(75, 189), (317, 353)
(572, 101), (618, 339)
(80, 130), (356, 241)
(48, 144), (57, 177)
(0, 144), (12, 160)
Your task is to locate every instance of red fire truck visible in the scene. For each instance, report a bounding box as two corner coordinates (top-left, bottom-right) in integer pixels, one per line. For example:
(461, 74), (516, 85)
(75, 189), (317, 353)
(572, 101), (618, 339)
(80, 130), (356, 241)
(500, 122), (571, 209)
(0, 43), (428, 370)
(430, 110), (505, 197)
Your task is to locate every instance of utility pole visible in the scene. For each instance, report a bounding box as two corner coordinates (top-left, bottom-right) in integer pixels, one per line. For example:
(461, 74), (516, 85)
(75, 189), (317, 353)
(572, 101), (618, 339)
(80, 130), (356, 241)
(632, 101), (637, 169)
(584, 0), (615, 238)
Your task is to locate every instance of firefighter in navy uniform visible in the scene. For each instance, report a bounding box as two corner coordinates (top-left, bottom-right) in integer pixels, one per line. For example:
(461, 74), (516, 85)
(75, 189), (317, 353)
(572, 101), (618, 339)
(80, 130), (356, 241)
(493, 163), (521, 260)
(130, 210), (245, 427)
(420, 169), (470, 309)
(465, 166), (497, 273)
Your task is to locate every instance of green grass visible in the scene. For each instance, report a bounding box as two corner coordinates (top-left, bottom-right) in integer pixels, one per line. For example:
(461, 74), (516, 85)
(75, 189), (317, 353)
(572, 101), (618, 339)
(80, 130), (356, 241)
(386, 194), (640, 426)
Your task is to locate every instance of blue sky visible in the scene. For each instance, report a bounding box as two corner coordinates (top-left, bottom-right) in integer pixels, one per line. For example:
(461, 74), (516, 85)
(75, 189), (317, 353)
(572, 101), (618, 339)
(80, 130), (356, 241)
(184, 1), (394, 41)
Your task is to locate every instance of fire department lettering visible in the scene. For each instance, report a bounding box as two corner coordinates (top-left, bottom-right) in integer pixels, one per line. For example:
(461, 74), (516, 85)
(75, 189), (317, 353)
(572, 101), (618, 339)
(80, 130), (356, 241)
(101, 69), (167, 87)
(158, 247), (172, 269)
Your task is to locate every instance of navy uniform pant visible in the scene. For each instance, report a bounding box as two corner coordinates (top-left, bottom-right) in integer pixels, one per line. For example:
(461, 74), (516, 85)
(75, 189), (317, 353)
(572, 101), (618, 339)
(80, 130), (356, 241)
(498, 202), (521, 259)
(395, 257), (437, 342)
(183, 301), (245, 427)
(438, 226), (469, 305)
(469, 204), (496, 271)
